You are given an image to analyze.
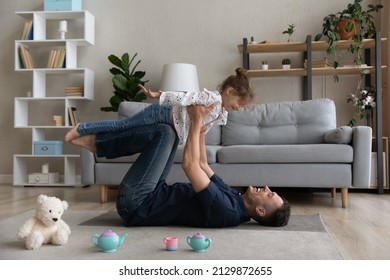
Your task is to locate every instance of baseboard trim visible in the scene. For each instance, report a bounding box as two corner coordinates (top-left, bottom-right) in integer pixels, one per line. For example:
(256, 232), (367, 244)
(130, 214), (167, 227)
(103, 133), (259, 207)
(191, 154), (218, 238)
(0, 174), (13, 184)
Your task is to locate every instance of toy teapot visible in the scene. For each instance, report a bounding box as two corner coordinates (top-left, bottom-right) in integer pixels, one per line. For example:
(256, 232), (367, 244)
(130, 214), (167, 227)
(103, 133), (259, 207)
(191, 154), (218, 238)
(91, 229), (128, 253)
(187, 232), (211, 252)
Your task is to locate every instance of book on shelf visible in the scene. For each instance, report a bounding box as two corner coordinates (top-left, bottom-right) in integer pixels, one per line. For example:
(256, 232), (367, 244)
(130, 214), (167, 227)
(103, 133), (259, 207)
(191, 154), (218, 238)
(47, 49), (56, 68)
(65, 86), (84, 97)
(67, 107), (77, 126)
(21, 20), (33, 40)
(73, 109), (81, 123)
(304, 58), (333, 69)
(67, 107), (82, 126)
(47, 48), (66, 68)
(19, 44), (35, 69)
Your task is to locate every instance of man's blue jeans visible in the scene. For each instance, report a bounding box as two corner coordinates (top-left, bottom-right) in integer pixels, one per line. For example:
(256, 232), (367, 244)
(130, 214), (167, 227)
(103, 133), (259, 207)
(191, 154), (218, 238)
(78, 104), (172, 136)
(95, 123), (179, 223)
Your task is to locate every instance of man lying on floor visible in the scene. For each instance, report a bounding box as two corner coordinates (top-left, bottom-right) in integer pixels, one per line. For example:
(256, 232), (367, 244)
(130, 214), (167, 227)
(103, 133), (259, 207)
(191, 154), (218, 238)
(71, 104), (291, 227)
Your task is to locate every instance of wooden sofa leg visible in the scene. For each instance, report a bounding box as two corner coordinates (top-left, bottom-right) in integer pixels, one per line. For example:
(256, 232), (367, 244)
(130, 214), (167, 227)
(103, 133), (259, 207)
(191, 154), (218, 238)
(341, 187), (348, 208)
(331, 188), (336, 198)
(100, 184), (108, 203)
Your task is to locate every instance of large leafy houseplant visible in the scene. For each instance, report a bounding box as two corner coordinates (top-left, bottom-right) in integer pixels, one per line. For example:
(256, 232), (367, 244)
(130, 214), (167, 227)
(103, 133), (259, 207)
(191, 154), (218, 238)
(314, 0), (383, 79)
(101, 52), (148, 112)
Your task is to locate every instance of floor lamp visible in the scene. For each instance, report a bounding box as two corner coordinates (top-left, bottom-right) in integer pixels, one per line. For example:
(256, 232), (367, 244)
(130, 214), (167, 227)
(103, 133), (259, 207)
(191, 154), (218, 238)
(159, 63), (200, 92)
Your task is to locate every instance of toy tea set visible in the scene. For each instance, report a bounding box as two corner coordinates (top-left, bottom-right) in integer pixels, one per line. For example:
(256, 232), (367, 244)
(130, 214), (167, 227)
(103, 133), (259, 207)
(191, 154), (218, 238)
(16, 194), (211, 253)
(92, 229), (212, 253)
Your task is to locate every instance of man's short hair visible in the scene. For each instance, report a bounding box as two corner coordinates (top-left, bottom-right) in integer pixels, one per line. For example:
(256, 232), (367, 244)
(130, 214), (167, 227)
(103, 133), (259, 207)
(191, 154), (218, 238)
(255, 197), (291, 227)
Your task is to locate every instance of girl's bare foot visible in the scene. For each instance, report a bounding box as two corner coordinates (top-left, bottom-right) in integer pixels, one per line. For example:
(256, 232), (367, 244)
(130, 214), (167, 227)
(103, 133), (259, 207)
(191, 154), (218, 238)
(70, 134), (97, 154)
(64, 123), (81, 142)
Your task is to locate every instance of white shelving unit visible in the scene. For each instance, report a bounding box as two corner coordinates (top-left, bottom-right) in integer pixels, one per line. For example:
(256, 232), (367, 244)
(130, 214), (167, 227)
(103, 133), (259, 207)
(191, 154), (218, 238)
(13, 10), (95, 187)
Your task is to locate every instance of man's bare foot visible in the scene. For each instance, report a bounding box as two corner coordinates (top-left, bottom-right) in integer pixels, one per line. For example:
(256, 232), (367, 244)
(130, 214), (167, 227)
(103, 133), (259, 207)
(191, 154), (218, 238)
(64, 123), (81, 142)
(70, 134), (97, 154)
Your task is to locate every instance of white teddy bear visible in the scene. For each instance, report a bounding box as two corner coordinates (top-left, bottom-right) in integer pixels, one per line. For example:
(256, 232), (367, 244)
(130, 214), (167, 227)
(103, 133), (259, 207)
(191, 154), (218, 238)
(17, 194), (71, 250)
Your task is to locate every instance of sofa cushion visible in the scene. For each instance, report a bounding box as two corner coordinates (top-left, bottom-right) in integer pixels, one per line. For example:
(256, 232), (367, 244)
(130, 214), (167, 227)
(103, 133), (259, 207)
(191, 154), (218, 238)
(217, 144), (353, 163)
(222, 98), (336, 145)
(95, 145), (220, 164)
(173, 145), (220, 163)
(324, 126), (353, 144)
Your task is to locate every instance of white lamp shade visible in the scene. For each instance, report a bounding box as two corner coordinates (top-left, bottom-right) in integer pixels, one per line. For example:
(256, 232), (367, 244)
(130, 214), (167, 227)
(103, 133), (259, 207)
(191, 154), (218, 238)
(159, 63), (200, 92)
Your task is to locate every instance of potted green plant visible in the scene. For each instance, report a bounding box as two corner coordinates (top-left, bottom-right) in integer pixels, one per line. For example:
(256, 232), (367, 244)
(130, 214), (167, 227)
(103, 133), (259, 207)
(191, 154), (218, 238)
(282, 23), (296, 42)
(249, 36), (257, 44)
(101, 52), (148, 112)
(315, 0), (383, 74)
(347, 79), (376, 127)
(282, 58), (291, 69)
(261, 60), (268, 70)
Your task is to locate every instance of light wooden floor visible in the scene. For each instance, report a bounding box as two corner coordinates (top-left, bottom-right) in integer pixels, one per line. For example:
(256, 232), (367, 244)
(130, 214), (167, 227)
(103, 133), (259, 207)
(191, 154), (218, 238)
(1, 184), (390, 260)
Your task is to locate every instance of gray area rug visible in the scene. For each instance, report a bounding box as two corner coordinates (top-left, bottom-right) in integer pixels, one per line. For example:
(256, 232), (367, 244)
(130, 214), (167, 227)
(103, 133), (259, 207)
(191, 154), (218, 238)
(0, 210), (342, 260)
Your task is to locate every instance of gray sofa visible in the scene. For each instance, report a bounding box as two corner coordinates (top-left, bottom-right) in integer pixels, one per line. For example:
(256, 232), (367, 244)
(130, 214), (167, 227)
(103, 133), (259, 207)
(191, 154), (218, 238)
(81, 98), (372, 208)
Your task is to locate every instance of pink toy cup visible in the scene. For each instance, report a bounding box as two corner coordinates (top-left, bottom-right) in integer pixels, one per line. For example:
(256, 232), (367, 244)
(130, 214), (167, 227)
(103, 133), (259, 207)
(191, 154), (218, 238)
(164, 236), (178, 251)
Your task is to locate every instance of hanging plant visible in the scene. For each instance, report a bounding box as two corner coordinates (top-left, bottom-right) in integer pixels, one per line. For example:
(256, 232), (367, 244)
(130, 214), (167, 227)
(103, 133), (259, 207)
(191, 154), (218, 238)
(314, 0), (383, 82)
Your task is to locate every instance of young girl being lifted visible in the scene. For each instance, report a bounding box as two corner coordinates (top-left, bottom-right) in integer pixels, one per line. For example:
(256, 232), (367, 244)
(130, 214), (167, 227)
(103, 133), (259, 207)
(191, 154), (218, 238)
(65, 67), (254, 151)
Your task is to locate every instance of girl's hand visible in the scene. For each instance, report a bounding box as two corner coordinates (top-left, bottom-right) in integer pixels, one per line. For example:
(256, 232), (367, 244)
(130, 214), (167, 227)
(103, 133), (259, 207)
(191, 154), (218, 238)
(138, 84), (161, 98)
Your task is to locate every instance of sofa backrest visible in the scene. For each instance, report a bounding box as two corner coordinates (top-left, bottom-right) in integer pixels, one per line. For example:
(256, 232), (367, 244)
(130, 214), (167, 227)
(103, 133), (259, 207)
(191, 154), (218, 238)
(222, 98), (337, 145)
(118, 101), (150, 119)
(118, 99), (337, 146)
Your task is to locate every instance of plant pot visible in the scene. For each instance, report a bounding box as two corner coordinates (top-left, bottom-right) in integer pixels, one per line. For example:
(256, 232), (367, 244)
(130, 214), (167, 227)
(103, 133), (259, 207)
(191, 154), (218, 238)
(337, 19), (358, 40)
(261, 64), (269, 70)
(282, 65), (290, 70)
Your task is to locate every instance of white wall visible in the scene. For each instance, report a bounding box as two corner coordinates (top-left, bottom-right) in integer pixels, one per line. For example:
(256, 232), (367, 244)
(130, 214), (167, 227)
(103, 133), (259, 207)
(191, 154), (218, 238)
(0, 0), (383, 180)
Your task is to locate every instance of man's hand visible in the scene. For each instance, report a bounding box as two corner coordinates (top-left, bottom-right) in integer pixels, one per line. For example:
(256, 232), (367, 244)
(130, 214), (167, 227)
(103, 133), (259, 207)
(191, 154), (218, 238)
(187, 104), (215, 133)
(187, 103), (216, 123)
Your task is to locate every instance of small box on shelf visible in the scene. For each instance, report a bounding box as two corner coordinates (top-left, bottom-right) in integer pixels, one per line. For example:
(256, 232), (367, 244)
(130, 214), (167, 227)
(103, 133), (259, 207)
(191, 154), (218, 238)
(33, 141), (63, 155)
(28, 172), (59, 184)
(44, 0), (83, 11)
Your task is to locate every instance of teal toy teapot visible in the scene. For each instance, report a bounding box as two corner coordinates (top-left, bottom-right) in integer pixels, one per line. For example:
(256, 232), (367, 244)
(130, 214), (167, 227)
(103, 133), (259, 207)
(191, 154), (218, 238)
(91, 229), (128, 253)
(187, 232), (211, 252)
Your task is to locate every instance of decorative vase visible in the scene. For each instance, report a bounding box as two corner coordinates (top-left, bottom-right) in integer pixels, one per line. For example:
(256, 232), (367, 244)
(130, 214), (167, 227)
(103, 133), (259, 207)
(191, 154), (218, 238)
(365, 107), (373, 128)
(337, 19), (358, 40)
(261, 64), (269, 70)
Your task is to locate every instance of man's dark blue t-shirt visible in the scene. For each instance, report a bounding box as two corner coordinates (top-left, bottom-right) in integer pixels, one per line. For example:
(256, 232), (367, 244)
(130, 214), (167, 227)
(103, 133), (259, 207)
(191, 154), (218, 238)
(126, 174), (250, 228)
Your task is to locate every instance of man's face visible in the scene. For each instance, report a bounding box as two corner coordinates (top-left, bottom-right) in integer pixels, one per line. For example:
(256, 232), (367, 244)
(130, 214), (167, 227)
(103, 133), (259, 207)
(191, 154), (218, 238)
(246, 186), (284, 215)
